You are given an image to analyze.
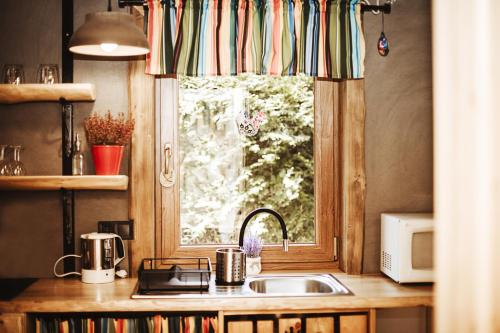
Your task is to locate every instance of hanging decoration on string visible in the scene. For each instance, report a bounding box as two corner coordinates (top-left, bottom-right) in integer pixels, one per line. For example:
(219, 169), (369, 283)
(361, 0), (394, 56)
(234, 91), (266, 137)
(378, 13), (389, 56)
(237, 109), (266, 137)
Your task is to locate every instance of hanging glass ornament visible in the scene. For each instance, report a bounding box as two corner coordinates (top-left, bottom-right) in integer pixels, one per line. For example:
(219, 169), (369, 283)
(378, 13), (389, 56)
(237, 109), (266, 137)
(234, 93), (266, 137)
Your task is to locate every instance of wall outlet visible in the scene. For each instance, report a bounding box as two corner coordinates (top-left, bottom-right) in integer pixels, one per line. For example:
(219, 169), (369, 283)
(98, 220), (134, 240)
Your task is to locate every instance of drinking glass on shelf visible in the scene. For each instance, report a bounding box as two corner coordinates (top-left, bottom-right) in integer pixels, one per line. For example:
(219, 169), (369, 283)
(2, 64), (25, 84)
(37, 64), (59, 84)
(10, 145), (26, 176)
(0, 145), (12, 176)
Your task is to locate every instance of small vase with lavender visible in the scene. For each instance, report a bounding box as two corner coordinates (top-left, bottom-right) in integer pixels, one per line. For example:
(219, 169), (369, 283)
(243, 234), (263, 276)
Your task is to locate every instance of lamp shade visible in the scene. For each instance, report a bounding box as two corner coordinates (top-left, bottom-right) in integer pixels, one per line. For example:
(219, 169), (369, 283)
(69, 12), (150, 57)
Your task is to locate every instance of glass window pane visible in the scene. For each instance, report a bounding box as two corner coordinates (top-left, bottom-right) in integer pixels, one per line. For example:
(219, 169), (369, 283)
(178, 74), (314, 245)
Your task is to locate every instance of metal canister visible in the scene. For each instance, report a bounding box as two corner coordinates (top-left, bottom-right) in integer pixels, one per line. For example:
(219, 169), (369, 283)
(215, 248), (246, 285)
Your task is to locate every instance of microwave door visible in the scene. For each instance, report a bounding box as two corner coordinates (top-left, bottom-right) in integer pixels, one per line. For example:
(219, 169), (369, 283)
(400, 224), (434, 283)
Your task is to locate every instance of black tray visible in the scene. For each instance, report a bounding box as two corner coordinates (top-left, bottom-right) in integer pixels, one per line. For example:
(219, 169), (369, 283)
(138, 258), (211, 294)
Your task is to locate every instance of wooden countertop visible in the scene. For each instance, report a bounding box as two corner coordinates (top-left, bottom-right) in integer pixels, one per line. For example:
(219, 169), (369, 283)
(0, 273), (432, 313)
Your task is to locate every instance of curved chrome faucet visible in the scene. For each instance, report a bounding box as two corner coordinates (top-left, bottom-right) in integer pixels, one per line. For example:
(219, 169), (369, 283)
(238, 208), (289, 252)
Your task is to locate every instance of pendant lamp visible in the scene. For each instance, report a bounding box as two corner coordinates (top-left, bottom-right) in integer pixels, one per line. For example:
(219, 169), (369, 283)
(69, 0), (149, 57)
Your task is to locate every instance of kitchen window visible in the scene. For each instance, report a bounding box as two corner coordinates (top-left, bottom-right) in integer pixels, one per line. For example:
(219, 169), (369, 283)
(156, 76), (339, 268)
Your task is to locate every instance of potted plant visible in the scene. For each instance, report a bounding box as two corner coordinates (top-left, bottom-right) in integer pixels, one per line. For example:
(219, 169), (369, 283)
(243, 234), (263, 275)
(84, 111), (135, 175)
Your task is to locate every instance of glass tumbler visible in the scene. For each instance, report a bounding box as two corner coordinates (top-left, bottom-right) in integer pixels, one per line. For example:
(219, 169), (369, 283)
(2, 64), (25, 84)
(37, 64), (59, 84)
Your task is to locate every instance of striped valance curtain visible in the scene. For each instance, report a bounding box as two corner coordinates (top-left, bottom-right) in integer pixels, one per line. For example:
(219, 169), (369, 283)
(145, 0), (365, 79)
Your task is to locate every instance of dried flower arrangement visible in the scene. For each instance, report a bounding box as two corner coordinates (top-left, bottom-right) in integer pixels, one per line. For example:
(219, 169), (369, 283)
(84, 111), (135, 146)
(243, 234), (263, 258)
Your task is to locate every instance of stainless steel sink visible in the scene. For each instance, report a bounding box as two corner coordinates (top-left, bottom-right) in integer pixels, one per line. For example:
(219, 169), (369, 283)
(131, 273), (353, 299)
(247, 274), (352, 296)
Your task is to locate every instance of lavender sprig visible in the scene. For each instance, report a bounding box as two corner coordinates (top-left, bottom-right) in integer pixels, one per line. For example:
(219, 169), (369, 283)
(243, 235), (263, 258)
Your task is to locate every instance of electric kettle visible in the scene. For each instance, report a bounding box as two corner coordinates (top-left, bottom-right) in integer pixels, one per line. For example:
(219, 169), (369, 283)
(53, 232), (125, 284)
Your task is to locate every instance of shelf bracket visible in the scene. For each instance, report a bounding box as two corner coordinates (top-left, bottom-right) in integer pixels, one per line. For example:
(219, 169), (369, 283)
(61, 0), (75, 274)
(61, 189), (76, 272)
(61, 101), (73, 168)
(61, 101), (76, 274)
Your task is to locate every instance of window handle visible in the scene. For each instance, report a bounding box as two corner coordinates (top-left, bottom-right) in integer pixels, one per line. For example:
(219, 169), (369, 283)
(160, 143), (175, 188)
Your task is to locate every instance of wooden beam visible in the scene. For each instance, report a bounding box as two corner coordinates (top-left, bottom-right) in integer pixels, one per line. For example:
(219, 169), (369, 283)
(128, 7), (155, 277)
(341, 80), (366, 274)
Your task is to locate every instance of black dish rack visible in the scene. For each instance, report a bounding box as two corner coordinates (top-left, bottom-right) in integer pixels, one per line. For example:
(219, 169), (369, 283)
(138, 258), (212, 294)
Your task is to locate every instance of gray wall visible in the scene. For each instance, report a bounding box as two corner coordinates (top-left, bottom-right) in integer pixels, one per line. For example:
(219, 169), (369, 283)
(0, 0), (433, 279)
(362, 3), (433, 330)
(0, 0), (129, 278)
(363, 0), (433, 274)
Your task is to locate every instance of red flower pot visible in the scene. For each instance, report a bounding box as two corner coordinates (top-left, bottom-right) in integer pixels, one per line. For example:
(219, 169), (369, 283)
(91, 145), (124, 175)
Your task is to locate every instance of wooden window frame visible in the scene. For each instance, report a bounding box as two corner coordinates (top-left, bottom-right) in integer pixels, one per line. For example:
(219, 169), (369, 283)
(150, 78), (358, 271)
(127, 6), (366, 274)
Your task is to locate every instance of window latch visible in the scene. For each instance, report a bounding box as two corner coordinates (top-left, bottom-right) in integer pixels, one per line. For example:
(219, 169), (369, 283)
(160, 143), (175, 188)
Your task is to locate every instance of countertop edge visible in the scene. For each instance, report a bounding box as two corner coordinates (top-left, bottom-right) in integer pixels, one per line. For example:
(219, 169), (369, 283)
(3, 297), (433, 313)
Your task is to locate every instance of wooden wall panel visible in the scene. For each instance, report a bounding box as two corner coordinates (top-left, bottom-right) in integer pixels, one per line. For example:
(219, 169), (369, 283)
(128, 8), (156, 276)
(340, 80), (366, 275)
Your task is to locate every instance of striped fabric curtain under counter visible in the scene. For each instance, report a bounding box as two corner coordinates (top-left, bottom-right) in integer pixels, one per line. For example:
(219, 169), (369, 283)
(145, 0), (365, 79)
(35, 315), (218, 333)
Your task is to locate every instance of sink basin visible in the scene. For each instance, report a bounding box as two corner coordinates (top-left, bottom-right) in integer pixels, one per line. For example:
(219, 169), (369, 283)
(247, 274), (352, 296)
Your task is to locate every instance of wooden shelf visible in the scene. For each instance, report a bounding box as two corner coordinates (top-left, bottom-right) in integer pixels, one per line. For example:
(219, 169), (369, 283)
(0, 83), (96, 104)
(0, 175), (128, 191)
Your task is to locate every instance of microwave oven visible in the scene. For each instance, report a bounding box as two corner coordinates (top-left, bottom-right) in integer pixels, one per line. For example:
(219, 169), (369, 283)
(380, 213), (434, 283)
